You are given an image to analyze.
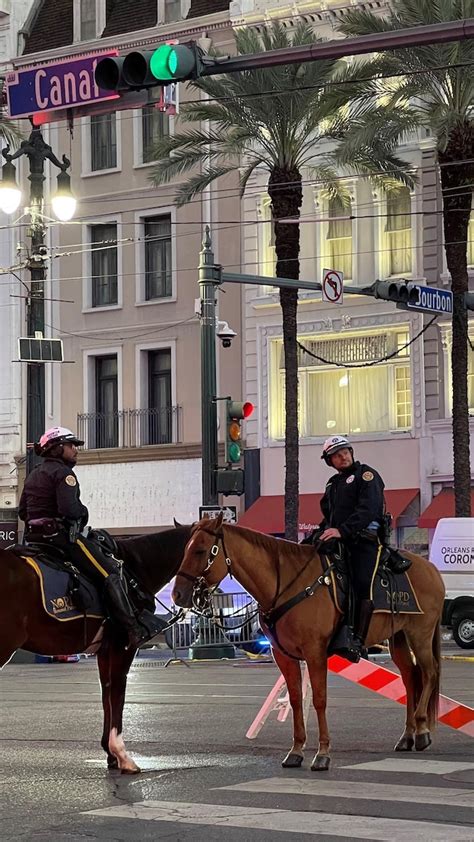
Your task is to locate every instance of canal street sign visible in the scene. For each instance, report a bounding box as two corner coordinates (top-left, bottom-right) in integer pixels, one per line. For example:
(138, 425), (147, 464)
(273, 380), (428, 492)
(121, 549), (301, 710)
(5, 52), (120, 120)
(199, 505), (237, 524)
(407, 284), (453, 315)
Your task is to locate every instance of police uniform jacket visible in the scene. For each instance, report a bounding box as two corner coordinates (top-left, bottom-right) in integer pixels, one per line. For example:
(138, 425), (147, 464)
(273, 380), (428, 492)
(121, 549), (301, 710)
(320, 460), (384, 542)
(18, 457), (89, 527)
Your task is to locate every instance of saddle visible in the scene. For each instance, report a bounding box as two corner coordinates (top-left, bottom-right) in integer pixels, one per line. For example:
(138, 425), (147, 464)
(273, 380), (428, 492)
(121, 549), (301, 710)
(319, 542), (423, 617)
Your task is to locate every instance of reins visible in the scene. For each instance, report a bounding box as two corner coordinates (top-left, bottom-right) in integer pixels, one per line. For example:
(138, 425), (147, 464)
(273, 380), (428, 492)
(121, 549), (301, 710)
(177, 524), (331, 634)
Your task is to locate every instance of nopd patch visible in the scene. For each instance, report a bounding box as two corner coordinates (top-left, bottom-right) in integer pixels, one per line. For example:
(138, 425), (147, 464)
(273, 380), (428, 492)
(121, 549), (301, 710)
(65, 474), (77, 487)
(346, 475), (355, 484)
(362, 471), (374, 481)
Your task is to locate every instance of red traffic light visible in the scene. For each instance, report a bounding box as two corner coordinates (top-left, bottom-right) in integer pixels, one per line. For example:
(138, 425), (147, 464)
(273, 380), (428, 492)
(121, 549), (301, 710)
(242, 402), (254, 419)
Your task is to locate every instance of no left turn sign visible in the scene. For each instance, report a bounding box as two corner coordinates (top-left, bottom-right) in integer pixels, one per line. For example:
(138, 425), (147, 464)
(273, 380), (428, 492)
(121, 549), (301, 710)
(322, 268), (344, 305)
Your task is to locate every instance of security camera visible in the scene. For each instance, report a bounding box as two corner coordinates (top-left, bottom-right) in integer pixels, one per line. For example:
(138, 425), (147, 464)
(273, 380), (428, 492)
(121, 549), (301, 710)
(216, 321), (237, 348)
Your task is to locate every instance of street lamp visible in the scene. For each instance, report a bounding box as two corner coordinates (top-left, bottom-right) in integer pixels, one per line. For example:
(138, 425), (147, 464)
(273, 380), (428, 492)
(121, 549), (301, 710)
(0, 124), (76, 473)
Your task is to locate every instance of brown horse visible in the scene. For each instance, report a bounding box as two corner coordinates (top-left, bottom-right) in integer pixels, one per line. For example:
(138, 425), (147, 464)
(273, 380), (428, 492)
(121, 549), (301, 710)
(0, 525), (192, 774)
(173, 516), (445, 771)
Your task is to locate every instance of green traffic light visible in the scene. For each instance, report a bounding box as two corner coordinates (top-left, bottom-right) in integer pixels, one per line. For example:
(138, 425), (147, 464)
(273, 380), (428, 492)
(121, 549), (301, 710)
(150, 43), (197, 82)
(150, 45), (174, 81)
(228, 442), (241, 463)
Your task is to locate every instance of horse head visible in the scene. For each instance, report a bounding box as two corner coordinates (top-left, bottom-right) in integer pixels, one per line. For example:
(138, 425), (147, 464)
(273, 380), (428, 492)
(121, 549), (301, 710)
(172, 514), (227, 609)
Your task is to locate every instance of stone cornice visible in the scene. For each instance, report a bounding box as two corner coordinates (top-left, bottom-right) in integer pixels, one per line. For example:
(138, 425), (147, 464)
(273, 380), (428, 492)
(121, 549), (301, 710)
(78, 442), (203, 465)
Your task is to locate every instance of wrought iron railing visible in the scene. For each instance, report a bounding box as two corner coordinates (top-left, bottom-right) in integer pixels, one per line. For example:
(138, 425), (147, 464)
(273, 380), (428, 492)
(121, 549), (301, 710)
(77, 406), (182, 450)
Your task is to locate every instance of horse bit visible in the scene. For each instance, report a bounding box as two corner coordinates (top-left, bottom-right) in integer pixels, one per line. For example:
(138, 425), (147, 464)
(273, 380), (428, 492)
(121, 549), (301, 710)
(178, 527), (233, 615)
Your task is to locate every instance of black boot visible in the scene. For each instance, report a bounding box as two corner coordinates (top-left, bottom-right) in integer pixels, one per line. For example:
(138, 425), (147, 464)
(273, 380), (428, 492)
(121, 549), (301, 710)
(103, 573), (149, 650)
(352, 599), (374, 655)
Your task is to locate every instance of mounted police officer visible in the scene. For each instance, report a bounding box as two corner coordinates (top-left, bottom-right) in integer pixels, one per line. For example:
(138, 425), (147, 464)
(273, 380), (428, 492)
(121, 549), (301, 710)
(318, 435), (385, 661)
(18, 426), (151, 649)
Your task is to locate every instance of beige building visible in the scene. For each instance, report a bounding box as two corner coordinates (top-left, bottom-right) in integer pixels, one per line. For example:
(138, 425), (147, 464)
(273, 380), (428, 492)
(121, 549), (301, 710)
(12, 0), (241, 532)
(5, 0), (473, 543)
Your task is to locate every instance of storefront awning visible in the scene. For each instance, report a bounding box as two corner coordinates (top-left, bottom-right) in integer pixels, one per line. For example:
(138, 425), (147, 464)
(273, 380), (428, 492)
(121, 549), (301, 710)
(239, 488), (419, 535)
(418, 488), (474, 529)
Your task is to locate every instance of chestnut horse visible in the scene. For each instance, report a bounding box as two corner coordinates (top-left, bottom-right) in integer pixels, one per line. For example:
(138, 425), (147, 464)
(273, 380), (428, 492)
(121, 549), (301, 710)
(0, 525), (192, 774)
(173, 516), (444, 771)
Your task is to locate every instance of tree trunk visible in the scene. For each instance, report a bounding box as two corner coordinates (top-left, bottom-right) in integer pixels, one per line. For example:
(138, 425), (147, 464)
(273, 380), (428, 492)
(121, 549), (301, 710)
(438, 121), (474, 517)
(268, 166), (303, 540)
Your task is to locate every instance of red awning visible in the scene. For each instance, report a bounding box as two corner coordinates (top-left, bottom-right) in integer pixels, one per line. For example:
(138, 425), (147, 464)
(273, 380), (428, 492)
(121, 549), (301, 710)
(239, 488), (419, 535)
(418, 488), (474, 529)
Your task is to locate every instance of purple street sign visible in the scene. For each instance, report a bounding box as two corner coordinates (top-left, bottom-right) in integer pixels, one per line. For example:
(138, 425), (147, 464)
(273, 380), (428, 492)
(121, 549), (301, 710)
(5, 52), (120, 119)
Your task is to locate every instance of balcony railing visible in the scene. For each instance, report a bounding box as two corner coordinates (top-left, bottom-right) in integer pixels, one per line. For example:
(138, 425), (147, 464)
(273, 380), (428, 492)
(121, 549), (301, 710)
(77, 406), (182, 450)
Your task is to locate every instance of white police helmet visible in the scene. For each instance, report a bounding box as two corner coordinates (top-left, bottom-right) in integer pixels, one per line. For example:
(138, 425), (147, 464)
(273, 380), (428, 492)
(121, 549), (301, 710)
(34, 427), (84, 456)
(321, 435), (353, 465)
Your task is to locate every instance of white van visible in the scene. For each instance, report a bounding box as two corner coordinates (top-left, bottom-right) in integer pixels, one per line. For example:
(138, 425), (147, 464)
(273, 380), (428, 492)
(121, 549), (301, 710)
(429, 517), (474, 649)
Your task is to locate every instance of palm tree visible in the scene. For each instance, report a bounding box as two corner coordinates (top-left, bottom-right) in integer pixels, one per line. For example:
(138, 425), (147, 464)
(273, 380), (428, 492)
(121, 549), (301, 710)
(150, 22), (414, 539)
(338, 0), (474, 516)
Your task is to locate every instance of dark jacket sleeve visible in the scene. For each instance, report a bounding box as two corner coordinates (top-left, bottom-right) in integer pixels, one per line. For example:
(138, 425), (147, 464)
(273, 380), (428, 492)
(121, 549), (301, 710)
(18, 488), (27, 522)
(54, 467), (89, 524)
(339, 469), (385, 541)
(319, 483), (331, 529)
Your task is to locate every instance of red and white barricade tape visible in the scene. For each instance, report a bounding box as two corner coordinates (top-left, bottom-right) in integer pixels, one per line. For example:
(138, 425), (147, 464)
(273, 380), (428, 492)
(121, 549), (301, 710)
(246, 654), (474, 740)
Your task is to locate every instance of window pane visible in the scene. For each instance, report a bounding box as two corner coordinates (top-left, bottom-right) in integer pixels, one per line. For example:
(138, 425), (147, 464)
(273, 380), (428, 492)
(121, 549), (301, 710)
(91, 223), (118, 307)
(142, 95), (169, 163)
(327, 197), (352, 280)
(81, 0), (96, 40)
(147, 349), (172, 443)
(308, 370), (349, 436)
(468, 202), (474, 267)
(144, 216), (172, 299)
(394, 365), (412, 429)
(347, 367), (389, 433)
(260, 198), (276, 282)
(91, 113), (117, 171)
(164, 0), (181, 22)
(95, 355), (118, 448)
(386, 188), (412, 275)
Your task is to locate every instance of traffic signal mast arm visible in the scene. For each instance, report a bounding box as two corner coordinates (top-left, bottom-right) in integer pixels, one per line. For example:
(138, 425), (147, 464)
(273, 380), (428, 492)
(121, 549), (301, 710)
(94, 19), (474, 91)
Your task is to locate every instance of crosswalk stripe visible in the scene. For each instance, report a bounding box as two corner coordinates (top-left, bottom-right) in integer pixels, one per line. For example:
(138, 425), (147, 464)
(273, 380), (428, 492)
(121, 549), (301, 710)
(83, 800), (474, 840)
(342, 758), (474, 775)
(218, 776), (474, 808)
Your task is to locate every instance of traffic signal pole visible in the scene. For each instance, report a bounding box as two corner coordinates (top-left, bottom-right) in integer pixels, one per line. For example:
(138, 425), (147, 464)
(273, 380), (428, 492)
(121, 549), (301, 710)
(199, 228), (220, 506)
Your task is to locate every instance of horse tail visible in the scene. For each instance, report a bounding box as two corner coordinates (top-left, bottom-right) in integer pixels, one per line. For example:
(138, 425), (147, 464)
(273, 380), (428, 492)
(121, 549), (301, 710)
(428, 621), (441, 730)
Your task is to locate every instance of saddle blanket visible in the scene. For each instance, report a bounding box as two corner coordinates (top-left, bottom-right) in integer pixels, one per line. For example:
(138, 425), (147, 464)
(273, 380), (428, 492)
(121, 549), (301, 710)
(327, 563), (423, 616)
(21, 554), (104, 622)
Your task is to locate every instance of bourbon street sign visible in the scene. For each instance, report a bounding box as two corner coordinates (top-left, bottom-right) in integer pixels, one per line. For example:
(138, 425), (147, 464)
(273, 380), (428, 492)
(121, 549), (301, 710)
(5, 52), (120, 120)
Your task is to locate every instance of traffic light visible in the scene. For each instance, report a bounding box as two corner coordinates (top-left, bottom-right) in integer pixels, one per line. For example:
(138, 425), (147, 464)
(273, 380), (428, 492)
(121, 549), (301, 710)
(373, 280), (420, 308)
(225, 400), (254, 465)
(94, 43), (204, 92)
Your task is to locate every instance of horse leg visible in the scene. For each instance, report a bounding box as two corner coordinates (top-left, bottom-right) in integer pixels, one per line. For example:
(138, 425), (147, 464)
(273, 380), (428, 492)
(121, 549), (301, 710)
(406, 622), (441, 752)
(306, 648), (331, 771)
(272, 649), (306, 768)
(389, 631), (416, 752)
(97, 640), (138, 773)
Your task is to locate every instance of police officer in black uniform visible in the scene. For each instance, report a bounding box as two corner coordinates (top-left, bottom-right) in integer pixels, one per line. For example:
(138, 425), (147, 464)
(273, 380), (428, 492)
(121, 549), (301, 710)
(18, 426), (151, 649)
(318, 435), (385, 660)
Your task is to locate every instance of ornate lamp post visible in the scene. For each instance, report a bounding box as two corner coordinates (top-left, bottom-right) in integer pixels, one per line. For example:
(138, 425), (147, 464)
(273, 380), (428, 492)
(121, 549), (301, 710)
(0, 124), (76, 473)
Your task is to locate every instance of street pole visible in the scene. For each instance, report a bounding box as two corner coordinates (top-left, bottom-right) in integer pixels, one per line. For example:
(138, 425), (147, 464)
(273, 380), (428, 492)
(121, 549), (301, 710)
(199, 227), (220, 506)
(1, 124), (74, 474)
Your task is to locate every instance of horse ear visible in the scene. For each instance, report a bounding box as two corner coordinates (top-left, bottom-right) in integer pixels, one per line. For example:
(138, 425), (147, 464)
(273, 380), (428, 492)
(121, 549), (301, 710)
(215, 512), (224, 529)
(173, 517), (182, 528)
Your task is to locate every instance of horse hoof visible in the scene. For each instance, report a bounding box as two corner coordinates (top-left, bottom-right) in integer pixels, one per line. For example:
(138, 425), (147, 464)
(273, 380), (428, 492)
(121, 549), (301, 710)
(120, 765), (141, 775)
(394, 735), (414, 752)
(282, 752), (304, 768)
(311, 754), (331, 772)
(415, 733), (432, 752)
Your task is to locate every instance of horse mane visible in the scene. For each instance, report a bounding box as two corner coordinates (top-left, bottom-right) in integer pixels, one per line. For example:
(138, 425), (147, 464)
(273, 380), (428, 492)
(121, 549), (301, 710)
(116, 525), (192, 592)
(225, 524), (318, 569)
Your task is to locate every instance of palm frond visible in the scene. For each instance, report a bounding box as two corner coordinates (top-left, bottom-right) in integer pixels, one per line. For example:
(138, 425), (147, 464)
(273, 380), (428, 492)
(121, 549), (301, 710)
(173, 165), (238, 206)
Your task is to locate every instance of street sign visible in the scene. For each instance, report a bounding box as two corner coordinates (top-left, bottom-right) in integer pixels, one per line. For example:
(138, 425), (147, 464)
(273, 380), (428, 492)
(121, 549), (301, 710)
(0, 521), (17, 548)
(199, 505), (237, 524)
(407, 284), (453, 315)
(18, 337), (63, 362)
(322, 268), (344, 305)
(5, 52), (120, 120)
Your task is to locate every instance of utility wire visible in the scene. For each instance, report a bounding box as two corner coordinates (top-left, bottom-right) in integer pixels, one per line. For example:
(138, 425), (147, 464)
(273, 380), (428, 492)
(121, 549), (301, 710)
(297, 315), (438, 369)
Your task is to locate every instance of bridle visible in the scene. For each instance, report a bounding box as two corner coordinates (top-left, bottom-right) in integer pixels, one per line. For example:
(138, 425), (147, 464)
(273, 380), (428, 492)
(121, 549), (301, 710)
(176, 524), (233, 614)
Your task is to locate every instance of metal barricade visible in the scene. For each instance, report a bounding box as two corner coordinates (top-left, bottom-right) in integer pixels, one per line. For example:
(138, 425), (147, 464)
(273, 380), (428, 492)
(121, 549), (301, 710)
(165, 591), (269, 659)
